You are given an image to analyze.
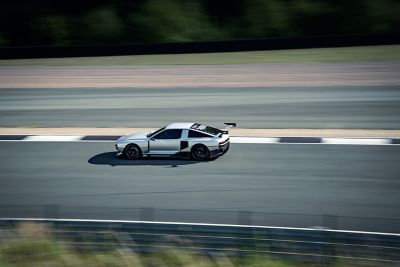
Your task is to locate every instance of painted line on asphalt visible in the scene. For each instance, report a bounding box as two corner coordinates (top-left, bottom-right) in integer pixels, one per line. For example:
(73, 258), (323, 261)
(1, 217), (399, 236)
(0, 135), (399, 145)
(23, 135), (83, 141)
(230, 137), (279, 144)
(392, 139), (400, 144)
(279, 137), (322, 143)
(81, 135), (122, 141)
(322, 138), (390, 145)
(0, 135), (27, 140)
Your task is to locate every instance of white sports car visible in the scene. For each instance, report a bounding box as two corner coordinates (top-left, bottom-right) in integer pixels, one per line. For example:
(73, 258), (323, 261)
(115, 122), (234, 160)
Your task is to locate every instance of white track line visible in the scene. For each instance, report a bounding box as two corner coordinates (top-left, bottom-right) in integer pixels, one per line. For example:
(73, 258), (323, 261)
(230, 137), (280, 144)
(23, 135), (83, 141)
(1, 217), (399, 236)
(322, 138), (390, 145)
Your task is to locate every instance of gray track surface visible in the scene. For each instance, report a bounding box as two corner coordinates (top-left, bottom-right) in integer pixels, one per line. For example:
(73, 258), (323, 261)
(1, 141), (399, 233)
(1, 86), (400, 129)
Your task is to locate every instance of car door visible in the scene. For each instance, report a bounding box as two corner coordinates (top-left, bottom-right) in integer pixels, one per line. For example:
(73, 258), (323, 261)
(149, 129), (183, 154)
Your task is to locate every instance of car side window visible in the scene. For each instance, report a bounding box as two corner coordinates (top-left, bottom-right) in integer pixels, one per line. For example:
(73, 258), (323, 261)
(154, 129), (182, 139)
(188, 130), (211, 138)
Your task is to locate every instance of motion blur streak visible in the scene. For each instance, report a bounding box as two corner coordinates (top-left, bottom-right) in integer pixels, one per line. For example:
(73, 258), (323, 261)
(1, 62), (400, 88)
(0, 86), (399, 129)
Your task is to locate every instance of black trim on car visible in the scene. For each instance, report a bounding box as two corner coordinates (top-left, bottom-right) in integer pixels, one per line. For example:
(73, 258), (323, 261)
(180, 141), (189, 150)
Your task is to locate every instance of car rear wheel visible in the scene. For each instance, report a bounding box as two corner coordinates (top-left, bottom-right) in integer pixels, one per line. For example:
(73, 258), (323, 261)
(191, 144), (210, 161)
(124, 144), (142, 160)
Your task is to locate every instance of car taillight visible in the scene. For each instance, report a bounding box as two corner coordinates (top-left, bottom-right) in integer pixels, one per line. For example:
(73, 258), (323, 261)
(219, 138), (229, 145)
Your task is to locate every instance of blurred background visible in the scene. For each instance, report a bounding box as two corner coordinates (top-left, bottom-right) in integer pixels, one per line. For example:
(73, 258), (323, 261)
(1, 1), (400, 266)
(0, 0), (399, 47)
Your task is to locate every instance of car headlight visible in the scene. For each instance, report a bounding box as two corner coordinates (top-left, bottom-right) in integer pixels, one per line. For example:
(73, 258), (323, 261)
(117, 136), (126, 142)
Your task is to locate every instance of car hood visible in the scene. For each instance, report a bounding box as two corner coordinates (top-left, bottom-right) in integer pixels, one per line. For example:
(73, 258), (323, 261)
(118, 132), (148, 142)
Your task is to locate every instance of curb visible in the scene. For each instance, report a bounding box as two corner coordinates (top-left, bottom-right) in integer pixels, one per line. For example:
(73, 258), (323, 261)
(0, 135), (399, 145)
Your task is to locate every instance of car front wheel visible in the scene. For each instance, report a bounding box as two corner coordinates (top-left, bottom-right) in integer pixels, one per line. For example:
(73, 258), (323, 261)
(124, 144), (142, 160)
(191, 144), (210, 161)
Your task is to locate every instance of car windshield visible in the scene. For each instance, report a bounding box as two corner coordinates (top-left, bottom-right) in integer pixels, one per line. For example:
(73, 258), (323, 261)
(146, 126), (166, 137)
(191, 123), (222, 136)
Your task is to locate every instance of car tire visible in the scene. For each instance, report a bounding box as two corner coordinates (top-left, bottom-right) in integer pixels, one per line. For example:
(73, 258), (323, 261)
(124, 144), (142, 160)
(191, 144), (210, 161)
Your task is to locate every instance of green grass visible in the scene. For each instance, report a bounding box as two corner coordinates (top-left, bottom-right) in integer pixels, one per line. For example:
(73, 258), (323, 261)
(1, 45), (399, 66)
(0, 238), (364, 267)
(0, 223), (389, 267)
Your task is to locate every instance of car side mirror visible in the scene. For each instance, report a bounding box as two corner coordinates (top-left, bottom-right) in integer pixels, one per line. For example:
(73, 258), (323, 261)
(150, 137), (155, 141)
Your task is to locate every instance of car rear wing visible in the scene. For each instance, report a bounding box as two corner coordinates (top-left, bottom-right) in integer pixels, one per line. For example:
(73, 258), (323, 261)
(222, 122), (237, 134)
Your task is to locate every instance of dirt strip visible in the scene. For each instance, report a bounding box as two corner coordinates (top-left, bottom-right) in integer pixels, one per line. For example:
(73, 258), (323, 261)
(1, 128), (400, 138)
(1, 62), (400, 88)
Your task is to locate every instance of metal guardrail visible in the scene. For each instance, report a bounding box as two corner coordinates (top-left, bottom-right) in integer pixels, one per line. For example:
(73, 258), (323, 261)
(0, 218), (399, 265)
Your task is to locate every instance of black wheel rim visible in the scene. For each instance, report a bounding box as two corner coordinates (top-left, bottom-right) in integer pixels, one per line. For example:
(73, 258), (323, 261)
(194, 147), (207, 159)
(128, 147), (138, 158)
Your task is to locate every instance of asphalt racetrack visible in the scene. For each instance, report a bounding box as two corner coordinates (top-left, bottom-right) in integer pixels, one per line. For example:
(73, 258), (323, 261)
(0, 141), (399, 233)
(1, 86), (400, 129)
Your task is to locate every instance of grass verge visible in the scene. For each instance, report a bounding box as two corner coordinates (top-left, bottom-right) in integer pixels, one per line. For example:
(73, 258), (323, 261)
(0, 45), (399, 66)
(0, 223), (390, 267)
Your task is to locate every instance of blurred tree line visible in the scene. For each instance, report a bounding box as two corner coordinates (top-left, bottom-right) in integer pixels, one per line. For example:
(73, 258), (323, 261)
(0, 0), (399, 47)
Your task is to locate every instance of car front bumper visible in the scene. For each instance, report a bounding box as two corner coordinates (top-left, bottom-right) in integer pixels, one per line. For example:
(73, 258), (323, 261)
(115, 143), (124, 157)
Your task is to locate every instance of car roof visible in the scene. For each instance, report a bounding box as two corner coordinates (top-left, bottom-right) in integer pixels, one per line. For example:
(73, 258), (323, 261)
(165, 122), (195, 130)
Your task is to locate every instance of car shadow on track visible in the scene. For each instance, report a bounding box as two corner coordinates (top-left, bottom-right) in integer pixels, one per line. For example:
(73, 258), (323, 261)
(88, 152), (202, 167)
